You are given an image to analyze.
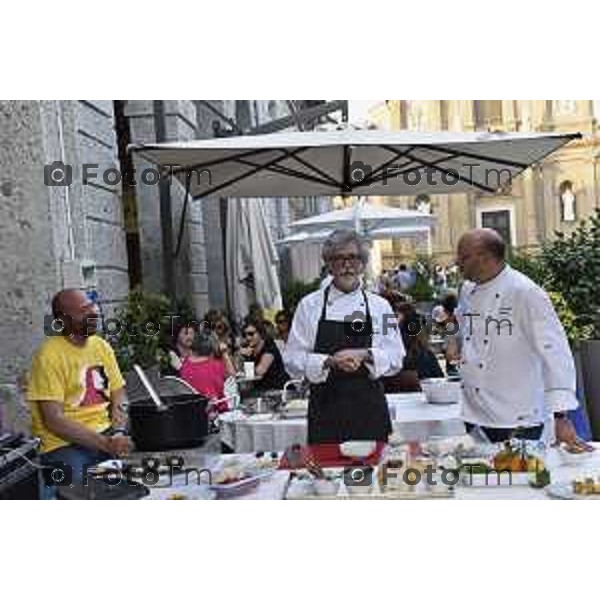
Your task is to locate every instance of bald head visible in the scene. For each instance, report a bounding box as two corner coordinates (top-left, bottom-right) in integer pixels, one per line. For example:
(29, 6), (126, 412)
(51, 288), (99, 338)
(459, 228), (506, 260)
(457, 228), (506, 282)
(51, 288), (81, 318)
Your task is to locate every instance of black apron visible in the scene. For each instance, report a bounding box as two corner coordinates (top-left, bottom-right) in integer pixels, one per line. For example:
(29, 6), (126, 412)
(307, 285), (392, 444)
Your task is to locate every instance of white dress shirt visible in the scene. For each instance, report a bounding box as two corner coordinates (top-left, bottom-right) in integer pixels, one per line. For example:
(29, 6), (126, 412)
(284, 284), (405, 384)
(457, 265), (578, 428)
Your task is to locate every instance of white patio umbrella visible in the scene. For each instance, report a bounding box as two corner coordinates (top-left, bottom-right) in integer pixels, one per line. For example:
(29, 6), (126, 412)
(288, 198), (435, 235)
(277, 223), (433, 246)
(131, 129), (581, 200)
(225, 198), (282, 317)
(131, 128), (579, 310)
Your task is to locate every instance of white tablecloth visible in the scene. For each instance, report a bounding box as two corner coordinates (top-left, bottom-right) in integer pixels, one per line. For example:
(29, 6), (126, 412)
(219, 393), (465, 453)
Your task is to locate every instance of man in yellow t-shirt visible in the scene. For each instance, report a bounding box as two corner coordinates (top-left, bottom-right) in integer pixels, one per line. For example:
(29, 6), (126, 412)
(28, 289), (131, 495)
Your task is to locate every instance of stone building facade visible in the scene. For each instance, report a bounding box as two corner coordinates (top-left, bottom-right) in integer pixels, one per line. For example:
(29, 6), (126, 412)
(367, 100), (600, 267)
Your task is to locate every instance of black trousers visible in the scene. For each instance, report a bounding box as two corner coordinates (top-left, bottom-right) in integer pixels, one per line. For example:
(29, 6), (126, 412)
(464, 422), (544, 443)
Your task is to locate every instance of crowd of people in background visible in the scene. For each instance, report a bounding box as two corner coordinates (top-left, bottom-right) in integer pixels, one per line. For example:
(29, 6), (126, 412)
(162, 304), (292, 407)
(159, 256), (461, 407)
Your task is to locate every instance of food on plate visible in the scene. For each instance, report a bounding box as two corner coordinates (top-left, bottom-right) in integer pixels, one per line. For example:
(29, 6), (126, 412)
(214, 455), (277, 486)
(492, 442), (544, 473)
(168, 493), (188, 500)
(283, 399), (308, 411)
(563, 439), (595, 454)
(213, 466), (246, 485)
(572, 477), (600, 496)
(529, 468), (551, 489)
(256, 454), (279, 470)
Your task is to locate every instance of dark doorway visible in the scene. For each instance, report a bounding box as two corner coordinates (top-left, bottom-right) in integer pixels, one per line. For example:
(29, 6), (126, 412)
(481, 209), (512, 245)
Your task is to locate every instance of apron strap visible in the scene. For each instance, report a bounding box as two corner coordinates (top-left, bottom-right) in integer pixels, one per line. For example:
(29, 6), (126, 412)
(320, 284), (331, 321)
(361, 289), (371, 323)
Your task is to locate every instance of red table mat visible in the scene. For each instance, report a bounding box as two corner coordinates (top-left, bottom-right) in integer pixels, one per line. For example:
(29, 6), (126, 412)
(279, 442), (386, 469)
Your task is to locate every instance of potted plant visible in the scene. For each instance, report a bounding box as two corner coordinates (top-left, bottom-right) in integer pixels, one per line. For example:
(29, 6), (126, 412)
(106, 288), (196, 381)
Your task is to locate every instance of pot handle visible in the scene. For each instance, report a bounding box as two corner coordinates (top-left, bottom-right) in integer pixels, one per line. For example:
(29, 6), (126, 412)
(283, 379), (304, 404)
(218, 394), (240, 411)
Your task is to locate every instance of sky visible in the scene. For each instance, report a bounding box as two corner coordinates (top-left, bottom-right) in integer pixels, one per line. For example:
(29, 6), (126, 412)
(348, 100), (383, 124)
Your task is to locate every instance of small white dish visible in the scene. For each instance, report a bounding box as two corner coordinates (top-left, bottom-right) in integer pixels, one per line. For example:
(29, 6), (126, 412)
(340, 441), (377, 458)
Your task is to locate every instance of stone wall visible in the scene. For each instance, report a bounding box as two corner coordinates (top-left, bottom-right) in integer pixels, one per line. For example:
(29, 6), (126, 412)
(125, 100), (210, 317)
(0, 100), (129, 432)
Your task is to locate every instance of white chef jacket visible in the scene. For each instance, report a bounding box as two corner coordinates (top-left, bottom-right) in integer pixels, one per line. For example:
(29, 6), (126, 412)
(283, 284), (405, 384)
(456, 265), (577, 428)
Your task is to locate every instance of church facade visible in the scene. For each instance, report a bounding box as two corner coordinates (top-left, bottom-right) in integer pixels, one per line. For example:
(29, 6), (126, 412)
(367, 100), (600, 267)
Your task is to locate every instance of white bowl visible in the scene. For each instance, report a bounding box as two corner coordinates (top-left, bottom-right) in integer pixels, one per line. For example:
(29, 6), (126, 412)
(340, 441), (377, 458)
(557, 445), (595, 465)
(420, 379), (463, 404)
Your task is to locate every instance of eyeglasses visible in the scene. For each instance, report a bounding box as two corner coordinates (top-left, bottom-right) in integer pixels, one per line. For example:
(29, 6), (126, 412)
(243, 330), (258, 338)
(331, 254), (362, 268)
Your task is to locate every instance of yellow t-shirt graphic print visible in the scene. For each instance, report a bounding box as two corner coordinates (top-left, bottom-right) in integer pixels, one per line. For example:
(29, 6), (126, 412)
(27, 336), (125, 453)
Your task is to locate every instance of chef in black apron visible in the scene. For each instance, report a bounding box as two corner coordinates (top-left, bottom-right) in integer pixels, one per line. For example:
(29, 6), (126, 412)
(283, 229), (405, 444)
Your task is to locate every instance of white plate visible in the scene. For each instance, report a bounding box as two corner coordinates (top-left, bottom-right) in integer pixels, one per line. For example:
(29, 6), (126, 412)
(546, 482), (600, 500)
(340, 441), (377, 458)
(210, 470), (275, 497)
(145, 486), (216, 500)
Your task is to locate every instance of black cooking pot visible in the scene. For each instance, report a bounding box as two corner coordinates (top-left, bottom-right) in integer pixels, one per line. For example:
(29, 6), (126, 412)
(128, 393), (209, 451)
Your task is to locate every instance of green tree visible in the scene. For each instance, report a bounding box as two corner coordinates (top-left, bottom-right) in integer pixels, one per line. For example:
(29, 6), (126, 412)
(539, 209), (600, 338)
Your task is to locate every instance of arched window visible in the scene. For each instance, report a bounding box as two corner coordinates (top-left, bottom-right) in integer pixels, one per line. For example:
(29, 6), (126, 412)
(415, 194), (432, 214)
(555, 100), (576, 115)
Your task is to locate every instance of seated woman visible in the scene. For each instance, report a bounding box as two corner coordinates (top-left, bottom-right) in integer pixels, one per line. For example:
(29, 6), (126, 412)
(179, 332), (237, 411)
(238, 318), (289, 391)
(383, 302), (444, 393)
(274, 308), (292, 353)
(204, 308), (235, 355)
(161, 321), (197, 376)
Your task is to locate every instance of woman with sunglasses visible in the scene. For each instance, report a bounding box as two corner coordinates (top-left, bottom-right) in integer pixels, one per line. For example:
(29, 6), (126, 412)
(239, 318), (289, 391)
